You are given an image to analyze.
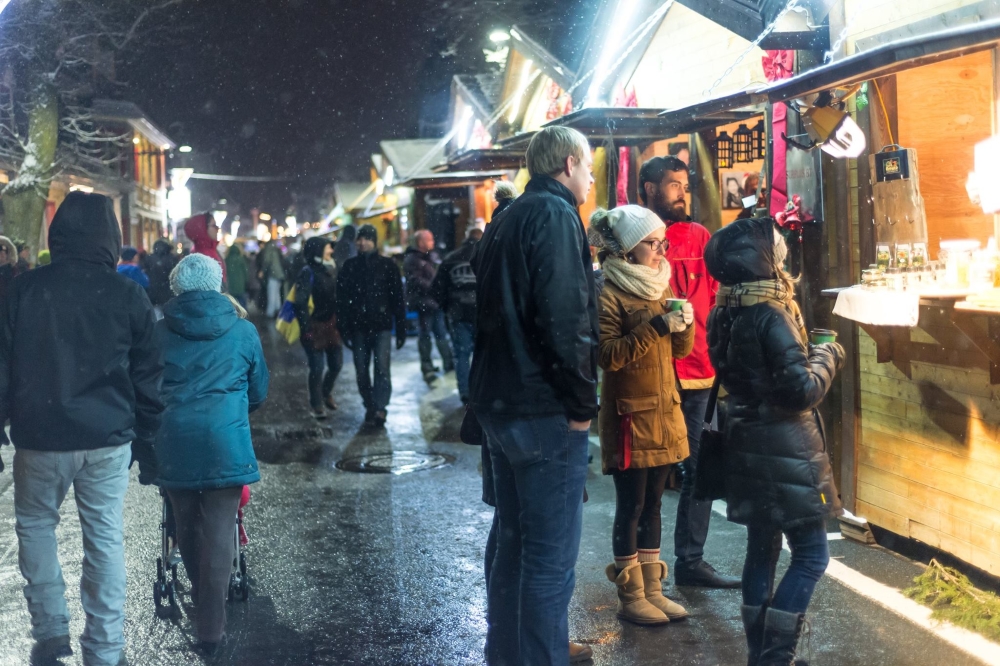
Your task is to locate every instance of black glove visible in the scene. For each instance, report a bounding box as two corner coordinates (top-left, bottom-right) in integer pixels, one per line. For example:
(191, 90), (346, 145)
(130, 440), (158, 486)
(816, 341), (846, 371)
(396, 330), (407, 350)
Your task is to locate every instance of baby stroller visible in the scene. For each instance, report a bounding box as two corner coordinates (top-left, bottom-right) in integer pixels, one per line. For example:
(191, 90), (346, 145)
(228, 485), (251, 602)
(152, 485), (251, 610)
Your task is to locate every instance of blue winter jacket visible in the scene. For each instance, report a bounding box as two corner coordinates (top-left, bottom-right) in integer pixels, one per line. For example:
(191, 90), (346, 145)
(154, 291), (269, 490)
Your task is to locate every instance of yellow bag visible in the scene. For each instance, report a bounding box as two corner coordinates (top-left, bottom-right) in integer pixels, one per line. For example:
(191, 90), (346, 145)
(274, 285), (314, 345)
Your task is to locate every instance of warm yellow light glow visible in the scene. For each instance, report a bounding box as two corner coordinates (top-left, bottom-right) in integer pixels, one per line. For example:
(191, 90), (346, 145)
(508, 59), (534, 124)
(259, 213), (272, 221)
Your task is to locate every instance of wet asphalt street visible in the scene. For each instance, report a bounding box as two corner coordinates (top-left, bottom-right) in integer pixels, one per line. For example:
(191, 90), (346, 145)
(0, 319), (993, 665)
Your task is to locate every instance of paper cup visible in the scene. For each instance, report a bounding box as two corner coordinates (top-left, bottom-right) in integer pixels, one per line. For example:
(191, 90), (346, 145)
(666, 298), (687, 312)
(810, 329), (838, 345)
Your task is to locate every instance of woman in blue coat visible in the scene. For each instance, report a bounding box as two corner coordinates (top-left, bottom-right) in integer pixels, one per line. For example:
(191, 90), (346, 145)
(154, 253), (269, 654)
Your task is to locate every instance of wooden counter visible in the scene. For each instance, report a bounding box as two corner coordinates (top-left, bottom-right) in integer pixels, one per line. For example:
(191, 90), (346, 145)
(832, 292), (1000, 576)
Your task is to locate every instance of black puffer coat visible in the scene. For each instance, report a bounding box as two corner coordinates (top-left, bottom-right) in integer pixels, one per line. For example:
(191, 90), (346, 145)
(705, 217), (842, 529)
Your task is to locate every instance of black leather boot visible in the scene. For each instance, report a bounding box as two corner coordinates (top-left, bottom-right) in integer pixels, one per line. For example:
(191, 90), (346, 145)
(759, 607), (807, 666)
(741, 604), (766, 666)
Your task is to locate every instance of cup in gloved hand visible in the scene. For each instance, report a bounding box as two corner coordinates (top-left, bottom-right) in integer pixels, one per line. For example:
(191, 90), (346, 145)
(664, 309), (690, 333)
(817, 341), (847, 371)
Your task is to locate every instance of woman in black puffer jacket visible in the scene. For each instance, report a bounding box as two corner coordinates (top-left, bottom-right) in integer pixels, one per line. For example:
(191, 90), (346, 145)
(704, 217), (845, 666)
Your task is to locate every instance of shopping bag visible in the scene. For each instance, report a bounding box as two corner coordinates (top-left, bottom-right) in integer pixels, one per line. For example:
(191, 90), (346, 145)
(274, 285), (313, 345)
(693, 377), (727, 501)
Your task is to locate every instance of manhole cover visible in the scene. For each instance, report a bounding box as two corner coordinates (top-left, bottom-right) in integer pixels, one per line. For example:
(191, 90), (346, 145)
(335, 450), (454, 475)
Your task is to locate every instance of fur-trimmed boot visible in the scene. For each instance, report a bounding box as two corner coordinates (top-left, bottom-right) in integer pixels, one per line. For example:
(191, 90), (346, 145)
(605, 563), (670, 625)
(640, 561), (689, 620)
(759, 607), (808, 665)
(741, 604), (766, 666)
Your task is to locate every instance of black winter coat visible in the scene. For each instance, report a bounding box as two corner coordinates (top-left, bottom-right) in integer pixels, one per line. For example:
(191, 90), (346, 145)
(146, 239), (176, 306)
(0, 192), (164, 454)
(294, 237), (337, 329)
(469, 175), (599, 423)
(403, 248), (441, 313)
(705, 217), (841, 528)
(336, 250), (406, 336)
(431, 239), (478, 325)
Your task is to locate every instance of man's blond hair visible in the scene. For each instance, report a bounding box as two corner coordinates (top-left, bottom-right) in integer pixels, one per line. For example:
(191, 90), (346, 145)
(525, 126), (589, 178)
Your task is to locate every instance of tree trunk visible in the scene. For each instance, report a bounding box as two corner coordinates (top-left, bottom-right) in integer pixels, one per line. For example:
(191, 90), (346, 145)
(2, 80), (58, 262)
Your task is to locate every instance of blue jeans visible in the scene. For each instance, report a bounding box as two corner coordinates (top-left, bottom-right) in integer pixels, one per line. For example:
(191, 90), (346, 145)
(674, 387), (713, 567)
(352, 331), (392, 413)
(742, 519), (830, 613)
(14, 444), (131, 666)
(303, 340), (344, 410)
(476, 413), (590, 666)
(418, 310), (453, 374)
(451, 320), (475, 401)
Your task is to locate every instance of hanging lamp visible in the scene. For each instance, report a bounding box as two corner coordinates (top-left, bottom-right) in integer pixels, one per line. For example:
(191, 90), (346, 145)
(751, 120), (767, 160)
(733, 124), (753, 163)
(716, 131), (733, 169)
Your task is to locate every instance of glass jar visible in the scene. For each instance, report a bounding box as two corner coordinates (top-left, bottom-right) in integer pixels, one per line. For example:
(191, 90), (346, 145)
(886, 267), (902, 291)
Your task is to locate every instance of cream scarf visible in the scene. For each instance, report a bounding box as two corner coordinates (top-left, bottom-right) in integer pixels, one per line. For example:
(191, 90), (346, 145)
(602, 257), (673, 301)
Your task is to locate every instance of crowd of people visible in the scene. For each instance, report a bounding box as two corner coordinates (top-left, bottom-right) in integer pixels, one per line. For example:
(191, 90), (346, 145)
(0, 126), (844, 666)
(466, 126), (845, 666)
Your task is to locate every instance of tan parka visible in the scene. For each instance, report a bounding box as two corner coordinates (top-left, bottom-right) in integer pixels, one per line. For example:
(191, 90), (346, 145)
(597, 282), (696, 474)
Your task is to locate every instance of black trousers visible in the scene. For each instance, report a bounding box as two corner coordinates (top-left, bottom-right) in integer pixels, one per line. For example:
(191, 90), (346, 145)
(611, 465), (672, 557)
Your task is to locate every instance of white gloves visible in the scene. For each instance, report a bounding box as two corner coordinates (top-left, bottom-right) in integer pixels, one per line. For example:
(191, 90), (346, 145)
(665, 303), (694, 333)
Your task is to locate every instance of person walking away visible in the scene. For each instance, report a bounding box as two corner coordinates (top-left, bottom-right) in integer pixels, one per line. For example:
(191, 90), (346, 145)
(336, 224), (406, 426)
(404, 230), (453, 384)
(0, 236), (20, 304)
(639, 156), (740, 589)
(589, 205), (694, 627)
(153, 253), (268, 656)
(184, 213), (227, 285)
(332, 224), (357, 268)
(0, 192), (163, 666)
(146, 240), (176, 317)
(226, 243), (250, 308)
(470, 126), (597, 666)
(431, 227), (481, 404)
(704, 217), (844, 666)
(117, 246), (150, 290)
(293, 237), (343, 419)
(260, 240), (286, 317)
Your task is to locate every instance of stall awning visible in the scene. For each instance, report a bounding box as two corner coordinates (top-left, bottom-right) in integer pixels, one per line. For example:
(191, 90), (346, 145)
(656, 90), (764, 135)
(763, 18), (1000, 104)
(399, 170), (506, 189)
(536, 108), (678, 146)
(433, 148), (524, 173)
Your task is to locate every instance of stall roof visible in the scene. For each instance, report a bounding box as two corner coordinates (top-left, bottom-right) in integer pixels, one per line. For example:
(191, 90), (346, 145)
(509, 25), (577, 91)
(380, 139), (447, 180)
(657, 90), (763, 135)
(534, 108), (680, 146)
(433, 148), (524, 173)
(91, 99), (176, 149)
(763, 17), (1000, 104)
(400, 170), (506, 189)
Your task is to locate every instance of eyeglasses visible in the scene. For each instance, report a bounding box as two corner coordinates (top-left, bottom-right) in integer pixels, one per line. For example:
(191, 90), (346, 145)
(638, 239), (668, 252)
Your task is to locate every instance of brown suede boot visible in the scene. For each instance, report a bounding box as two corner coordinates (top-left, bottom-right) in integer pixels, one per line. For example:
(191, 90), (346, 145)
(606, 563), (670, 625)
(640, 561), (689, 620)
(569, 641), (593, 663)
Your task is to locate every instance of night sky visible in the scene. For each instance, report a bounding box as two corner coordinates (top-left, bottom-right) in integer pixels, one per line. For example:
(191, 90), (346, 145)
(115, 0), (595, 217)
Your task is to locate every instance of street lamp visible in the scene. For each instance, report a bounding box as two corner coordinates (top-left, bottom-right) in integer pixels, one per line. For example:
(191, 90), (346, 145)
(489, 30), (510, 43)
(178, 145), (192, 153)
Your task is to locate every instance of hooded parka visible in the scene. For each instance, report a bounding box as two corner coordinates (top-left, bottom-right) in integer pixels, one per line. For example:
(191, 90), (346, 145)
(184, 213), (226, 283)
(705, 217), (842, 528)
(597, 281), (695, 474)
(154, 291), (269, 489)
(0, 192), (163, 454)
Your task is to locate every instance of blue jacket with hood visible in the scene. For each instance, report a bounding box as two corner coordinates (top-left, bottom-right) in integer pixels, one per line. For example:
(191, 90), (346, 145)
(154, 290), (269, 490)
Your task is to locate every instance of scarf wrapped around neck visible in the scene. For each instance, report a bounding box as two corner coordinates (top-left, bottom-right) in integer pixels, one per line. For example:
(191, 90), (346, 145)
(716, 279), (808, 345)
(602, 257), (673, 301)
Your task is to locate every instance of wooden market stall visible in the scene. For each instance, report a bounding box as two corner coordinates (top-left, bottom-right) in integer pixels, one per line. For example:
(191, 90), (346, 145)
(761, 19), (1000, 576)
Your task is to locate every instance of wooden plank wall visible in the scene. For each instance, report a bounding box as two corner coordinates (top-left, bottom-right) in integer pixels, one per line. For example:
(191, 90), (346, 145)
(857, 328), (1000, 575)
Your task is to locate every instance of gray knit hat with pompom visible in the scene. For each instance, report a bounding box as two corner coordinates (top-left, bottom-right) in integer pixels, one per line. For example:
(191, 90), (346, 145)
(587, 205), (665, 255)
(170, 253), (223, 295)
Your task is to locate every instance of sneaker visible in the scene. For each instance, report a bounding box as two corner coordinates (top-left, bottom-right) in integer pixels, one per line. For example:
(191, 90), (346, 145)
(30, 635), (72, 664)
(311, 407), (327, 420)
(423, 371), (438, 385)
(569, 641), (593, 663)
(324, 396), (338, 411)
(373, 410), (387, 426)
(674, 560), (741, 588)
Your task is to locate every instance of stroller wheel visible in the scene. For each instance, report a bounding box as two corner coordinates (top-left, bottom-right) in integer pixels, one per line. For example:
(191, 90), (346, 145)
(239, 552), (249, 602)
(153, 580), (163, 607)
(227, 573), (236, 602)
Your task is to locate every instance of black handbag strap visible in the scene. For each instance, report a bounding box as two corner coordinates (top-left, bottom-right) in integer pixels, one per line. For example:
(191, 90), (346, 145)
(703, 376), (721, 427)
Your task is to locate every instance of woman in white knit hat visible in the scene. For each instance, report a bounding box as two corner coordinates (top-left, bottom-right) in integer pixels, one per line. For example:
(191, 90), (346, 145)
(589, 204), (695, 626)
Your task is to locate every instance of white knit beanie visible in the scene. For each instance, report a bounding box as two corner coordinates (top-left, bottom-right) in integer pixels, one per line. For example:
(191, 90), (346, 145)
(588, 205), (664, 254)
(170, 253), (223, 295)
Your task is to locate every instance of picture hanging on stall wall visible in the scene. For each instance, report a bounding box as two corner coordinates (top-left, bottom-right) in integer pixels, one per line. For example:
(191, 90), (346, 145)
(721, 171), (744, 209)
(668, 141), (690, 167)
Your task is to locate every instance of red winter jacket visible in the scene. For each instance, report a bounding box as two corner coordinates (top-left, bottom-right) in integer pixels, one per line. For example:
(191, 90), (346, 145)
(184, 214), (227, 283)
(666, 221), (717, 389)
